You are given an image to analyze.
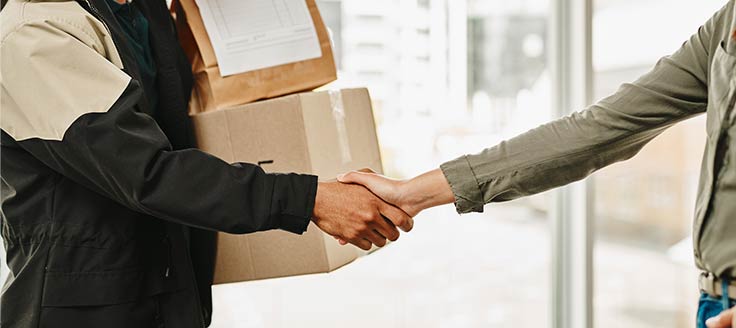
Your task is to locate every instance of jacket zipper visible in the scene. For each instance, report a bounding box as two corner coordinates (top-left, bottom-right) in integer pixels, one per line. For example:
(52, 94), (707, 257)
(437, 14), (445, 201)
(154, 295), (166, 328)
(75, 3), (205, 326)
(163, 235), (172, 278)
(82, 0), (112, 34)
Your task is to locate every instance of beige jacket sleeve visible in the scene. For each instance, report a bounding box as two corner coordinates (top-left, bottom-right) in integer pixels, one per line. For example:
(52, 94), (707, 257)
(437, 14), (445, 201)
(440, 2), (730, 213)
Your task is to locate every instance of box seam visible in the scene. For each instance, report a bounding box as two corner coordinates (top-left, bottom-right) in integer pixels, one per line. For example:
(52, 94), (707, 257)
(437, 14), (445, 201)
(298, 95), (330, 270)
(223, 109), (236, 163)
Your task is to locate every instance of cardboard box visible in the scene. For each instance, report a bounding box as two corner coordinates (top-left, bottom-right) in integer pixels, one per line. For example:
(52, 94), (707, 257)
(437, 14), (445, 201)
(175, 0), (337, 114)
(191, 88), (382, 284)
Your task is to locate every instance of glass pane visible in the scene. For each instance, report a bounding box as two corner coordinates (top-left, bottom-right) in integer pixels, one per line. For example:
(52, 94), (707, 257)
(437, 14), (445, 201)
(210, 0), (552, 327)
(592, 1), (724, 327)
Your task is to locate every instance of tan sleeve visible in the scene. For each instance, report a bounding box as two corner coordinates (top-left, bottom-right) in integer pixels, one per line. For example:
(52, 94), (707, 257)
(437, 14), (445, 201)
(440, 1), (730, 213)
(0, 19), (131, 141)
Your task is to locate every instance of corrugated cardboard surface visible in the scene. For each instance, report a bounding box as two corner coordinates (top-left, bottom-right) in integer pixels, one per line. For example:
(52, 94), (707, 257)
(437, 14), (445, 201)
(176, 0), (337, 114)
(192, 88), (383, 284)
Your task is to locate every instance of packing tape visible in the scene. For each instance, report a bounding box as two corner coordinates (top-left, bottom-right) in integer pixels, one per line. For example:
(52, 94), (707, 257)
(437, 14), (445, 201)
(328, 90), (353, 164)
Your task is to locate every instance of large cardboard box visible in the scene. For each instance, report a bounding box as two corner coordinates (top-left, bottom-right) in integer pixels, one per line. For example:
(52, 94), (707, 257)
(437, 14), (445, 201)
(175, 0), (337, 114)
(192, 88), (382, 284)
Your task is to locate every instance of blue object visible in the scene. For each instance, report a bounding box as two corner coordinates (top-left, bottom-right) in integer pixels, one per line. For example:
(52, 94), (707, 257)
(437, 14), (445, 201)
(697, 278), (735, 328)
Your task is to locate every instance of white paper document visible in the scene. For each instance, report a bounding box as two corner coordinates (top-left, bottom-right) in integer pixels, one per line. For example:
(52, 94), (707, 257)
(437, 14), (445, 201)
(195, 0), (323, 76)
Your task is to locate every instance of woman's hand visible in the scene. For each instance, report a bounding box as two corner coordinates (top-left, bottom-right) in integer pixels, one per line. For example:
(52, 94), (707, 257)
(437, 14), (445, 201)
(334, 168), (454, 246)
(338, 169), (419, 216)
(338, 168), (455, 217)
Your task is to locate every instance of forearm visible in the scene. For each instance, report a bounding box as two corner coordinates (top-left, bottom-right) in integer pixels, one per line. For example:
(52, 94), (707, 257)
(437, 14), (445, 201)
(18, 84), (317, 235)
(439, 105), (683, 213)
(399, 169), (454, 215)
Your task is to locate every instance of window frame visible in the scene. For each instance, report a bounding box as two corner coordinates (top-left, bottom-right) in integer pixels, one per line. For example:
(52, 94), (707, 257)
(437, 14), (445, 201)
(548, 0), (594, 327)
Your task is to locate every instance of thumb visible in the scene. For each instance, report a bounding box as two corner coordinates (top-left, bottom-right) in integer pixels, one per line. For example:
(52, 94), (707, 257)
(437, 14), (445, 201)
(337, 170), (377, 186)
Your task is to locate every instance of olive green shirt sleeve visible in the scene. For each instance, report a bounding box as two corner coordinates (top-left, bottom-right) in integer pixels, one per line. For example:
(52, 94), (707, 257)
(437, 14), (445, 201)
(440, 2), (728, 213)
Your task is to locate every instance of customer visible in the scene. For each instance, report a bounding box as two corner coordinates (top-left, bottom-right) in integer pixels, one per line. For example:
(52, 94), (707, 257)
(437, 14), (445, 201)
(0, 0), (411, 327)
(338, 1), (736, 327)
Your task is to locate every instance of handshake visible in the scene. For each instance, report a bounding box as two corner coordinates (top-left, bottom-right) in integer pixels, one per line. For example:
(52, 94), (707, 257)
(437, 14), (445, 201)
(310, 168), (454, 250)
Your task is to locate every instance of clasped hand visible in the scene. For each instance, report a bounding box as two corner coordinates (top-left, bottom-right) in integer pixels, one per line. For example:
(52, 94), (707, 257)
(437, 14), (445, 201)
(309, 169), (413, 250)
(311, 168), (454, 250)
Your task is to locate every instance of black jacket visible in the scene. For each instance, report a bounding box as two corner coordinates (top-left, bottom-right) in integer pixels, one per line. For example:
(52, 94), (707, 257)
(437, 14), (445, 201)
(0, 0), (318, 327)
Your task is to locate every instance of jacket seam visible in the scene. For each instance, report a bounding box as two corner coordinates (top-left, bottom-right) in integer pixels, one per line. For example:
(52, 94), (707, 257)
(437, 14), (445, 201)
(2, 2), (105, 53)
(0, 1), (29, 44)
(45, 267), (144, 275)
(49, 171), (61, 234)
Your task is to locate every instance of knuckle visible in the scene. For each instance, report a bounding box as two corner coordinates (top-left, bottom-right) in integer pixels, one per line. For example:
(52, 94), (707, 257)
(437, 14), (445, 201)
(360, 212), (374, 222)
(368, 198), (380, 208)
(370, 212), (382, 221)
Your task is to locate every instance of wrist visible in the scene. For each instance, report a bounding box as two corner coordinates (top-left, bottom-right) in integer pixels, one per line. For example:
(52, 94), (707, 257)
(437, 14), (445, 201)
(400, 169), (455, 215)
(397, 178), (425, 216)
(312, 182), (327, 220)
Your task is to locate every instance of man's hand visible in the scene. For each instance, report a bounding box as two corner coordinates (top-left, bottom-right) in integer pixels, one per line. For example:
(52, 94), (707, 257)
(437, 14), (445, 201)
(707, 306), (735, 328)
(312, 181), (413, 250)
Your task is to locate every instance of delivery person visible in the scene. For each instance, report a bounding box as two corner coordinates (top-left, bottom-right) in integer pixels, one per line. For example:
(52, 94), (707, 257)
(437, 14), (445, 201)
(337, 1), (736, 327)
(0, 0), (413, 327)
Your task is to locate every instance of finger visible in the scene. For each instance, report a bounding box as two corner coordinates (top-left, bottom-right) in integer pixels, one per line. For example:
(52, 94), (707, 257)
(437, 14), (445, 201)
(363, 230), (387, 248)
(349, 238), (372, 251)
(372, 215), (400, 242)
(706, 308), (734, 328)
(358, 168), (377, 174)
(380, 202), (414, 232)
(332, 235), (348, 245)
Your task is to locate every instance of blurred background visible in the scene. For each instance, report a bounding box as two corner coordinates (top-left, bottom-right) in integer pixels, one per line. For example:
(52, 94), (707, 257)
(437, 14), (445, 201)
(0, 0), (726, 327)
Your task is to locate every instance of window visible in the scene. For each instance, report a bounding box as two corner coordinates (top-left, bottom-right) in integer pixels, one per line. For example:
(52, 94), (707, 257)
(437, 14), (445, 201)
(209, 0), (553, 327)
(592, 1), (724, 327)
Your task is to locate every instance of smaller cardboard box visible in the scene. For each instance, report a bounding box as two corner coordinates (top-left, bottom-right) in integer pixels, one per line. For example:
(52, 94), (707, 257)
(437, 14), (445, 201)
(175, 0), (337, 114)
(191, 88), (382, 284)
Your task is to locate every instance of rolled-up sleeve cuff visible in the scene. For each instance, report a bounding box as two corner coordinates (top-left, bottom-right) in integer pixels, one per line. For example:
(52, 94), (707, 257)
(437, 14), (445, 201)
(440, 155), (485, 214)
(272, 174), (318, 234)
